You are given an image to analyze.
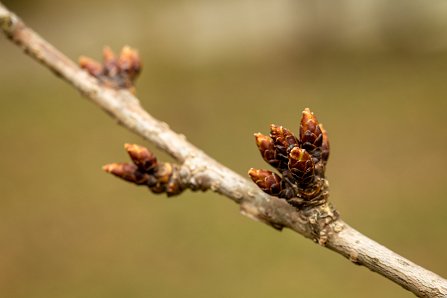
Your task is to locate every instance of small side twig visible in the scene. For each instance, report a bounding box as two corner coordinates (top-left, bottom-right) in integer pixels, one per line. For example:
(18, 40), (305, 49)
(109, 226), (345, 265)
(1, 3), (446, 297)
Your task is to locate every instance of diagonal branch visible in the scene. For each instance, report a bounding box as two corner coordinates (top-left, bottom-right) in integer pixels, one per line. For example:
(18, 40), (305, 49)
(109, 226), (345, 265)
(1, 3), (446, 297)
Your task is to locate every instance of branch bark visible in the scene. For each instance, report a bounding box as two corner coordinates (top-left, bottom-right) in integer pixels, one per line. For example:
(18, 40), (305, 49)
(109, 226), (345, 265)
(1, 3), (446, 297)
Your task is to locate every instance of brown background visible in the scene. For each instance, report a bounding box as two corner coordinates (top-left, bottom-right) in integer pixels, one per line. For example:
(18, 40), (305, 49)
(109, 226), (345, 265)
(1, 1), (446, 297)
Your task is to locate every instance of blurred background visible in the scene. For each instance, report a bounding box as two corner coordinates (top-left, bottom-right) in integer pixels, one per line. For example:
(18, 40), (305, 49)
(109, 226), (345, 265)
(1, 0), (447, 297)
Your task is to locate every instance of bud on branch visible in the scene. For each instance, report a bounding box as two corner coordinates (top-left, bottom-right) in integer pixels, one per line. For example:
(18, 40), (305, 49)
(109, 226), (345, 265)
(103, 143), (185, 197)
(249, 108), (331, 209)
(79, 46), (141, 93)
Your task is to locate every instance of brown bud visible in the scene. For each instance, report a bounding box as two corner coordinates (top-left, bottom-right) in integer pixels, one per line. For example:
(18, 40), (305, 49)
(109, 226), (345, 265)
(166, 166), (184, 196)
(118, 46), (141, 81)
(320, 124), (330, 164)
(249, 108), (331, 208)
(248, 168), (282, 196)
(288, 147), (315, 187)
(102, 46), (117, 72)
(254, 133), (281, 169)
(103, 162), (149, 185)
(155, 163), (173, 184)
(79, 56), (103, 77)
(105, 143), (186, 197)
(124, 143), (158, 173)
(269, 124), (299, 169)
(299, 108), (323, 156)
(79, 46), (141, 92)
(145, 163), (184, 196)
(102, 46), (116, 60)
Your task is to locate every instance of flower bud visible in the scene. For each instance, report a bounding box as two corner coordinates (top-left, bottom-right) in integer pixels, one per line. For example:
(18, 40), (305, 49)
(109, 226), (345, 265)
(248, 168), (282, 196)
(288, 147), (315, 187)
(118, 46), (141, 81)
(102, 46), (118, 76)
(299, 108), (323, 157)
(125, 143), (158, 173)
(166, 166), (184, 196)
(79, 46), (141, 92)
(254, 133), (280, 169)
(270, 124), (299, 169)
(103, 162), (149, 185)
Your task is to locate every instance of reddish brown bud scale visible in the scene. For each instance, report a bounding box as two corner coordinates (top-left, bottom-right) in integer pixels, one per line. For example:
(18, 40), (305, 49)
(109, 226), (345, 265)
(105, 143), (186, 197)
(270, 125), (299, 152)
(254, 133), (281, 169)
(250, 108), (331, 209)
(148, 164), (178, 195)
(125, 143), (158, 173)
(288, 147), (315, 187)
(118, 46), (141, 81)
(269, 124), (299, 169)
(300, 108), (323, 155)
(155, 163), (174, 185)
(103, 162), (149, 185)
(248, 168), (282, 196)
(166, 167), (184, 196)
(102, 46), (119, 77)
(320, 124), (330, 164)
(79, 46), (141, 93)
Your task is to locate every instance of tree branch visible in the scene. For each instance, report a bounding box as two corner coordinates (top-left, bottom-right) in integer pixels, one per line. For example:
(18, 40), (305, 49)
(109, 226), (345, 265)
(1, 3), (446, 297)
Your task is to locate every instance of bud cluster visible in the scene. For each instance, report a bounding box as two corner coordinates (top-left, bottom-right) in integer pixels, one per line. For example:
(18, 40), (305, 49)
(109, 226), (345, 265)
(79, 46), (141, 93)
(103, 144), (184, 196)
(249, 108), (330, 208)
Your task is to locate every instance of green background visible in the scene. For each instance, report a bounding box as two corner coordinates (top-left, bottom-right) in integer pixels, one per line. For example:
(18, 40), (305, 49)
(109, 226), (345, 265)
(1, 1), (446, 297)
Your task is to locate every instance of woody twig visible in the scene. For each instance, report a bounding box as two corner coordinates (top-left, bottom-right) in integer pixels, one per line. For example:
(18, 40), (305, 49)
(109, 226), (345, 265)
(1, 3), (446, 296)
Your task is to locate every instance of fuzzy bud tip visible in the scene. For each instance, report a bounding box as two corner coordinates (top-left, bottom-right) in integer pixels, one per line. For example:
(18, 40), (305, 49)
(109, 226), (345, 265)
(124, 143), (157, 172)
(103, 162), (148, 185)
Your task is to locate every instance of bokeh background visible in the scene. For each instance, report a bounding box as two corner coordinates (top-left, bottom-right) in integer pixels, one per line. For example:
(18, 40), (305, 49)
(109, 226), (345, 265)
(1, 0), (447, 297)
